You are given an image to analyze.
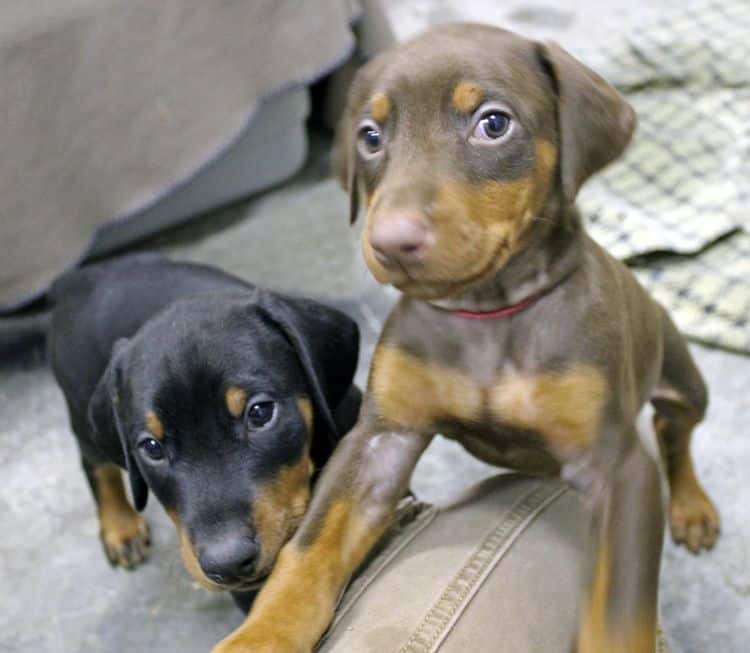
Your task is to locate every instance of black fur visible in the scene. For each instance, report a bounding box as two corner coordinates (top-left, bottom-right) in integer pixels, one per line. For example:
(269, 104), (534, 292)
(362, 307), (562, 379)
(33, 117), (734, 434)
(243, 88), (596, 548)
(48, 253), (360, 591)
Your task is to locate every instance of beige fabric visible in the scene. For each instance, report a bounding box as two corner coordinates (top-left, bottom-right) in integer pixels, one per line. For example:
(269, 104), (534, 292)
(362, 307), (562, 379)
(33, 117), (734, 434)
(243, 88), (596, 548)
(0, 0), (358, 312)
(318, 474), (671, 653)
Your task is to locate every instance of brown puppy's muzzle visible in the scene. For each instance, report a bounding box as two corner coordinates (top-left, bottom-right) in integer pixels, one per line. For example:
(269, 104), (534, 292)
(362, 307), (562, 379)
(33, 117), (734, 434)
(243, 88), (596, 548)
(369, 210), (433, 269)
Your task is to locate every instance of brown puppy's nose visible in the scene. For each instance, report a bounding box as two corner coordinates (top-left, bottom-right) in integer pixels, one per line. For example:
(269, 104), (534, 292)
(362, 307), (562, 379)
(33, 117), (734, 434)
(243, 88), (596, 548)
(369, 212), (430, 267)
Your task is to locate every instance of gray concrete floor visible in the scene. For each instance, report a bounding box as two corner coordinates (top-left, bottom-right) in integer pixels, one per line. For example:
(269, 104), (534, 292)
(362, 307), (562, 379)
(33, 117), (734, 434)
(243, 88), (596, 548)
(1, 138), (748, 653)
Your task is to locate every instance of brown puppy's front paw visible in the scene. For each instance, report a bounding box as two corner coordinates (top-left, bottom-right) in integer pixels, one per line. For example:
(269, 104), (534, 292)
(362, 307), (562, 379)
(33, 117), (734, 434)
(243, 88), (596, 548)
(100, 511), (151, 569)
(669, 486), (720, 553)
(212, 629), (300, 653)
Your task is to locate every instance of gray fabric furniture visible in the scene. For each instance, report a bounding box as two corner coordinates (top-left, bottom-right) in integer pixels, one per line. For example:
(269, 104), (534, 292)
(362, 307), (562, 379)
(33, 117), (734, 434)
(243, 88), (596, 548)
(0, 0), (359, 312)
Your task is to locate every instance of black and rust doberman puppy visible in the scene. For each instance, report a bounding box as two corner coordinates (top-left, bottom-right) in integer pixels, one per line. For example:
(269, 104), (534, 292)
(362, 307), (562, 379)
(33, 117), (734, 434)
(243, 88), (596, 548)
(214, 24), (720, 653)
(47, 253), (360, 610)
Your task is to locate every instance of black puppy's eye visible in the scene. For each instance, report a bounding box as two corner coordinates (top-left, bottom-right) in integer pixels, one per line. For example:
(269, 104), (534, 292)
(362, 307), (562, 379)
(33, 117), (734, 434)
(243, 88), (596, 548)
(357, 122), (383, 156)
(139, 438), (165, 461)
(472, 111), (511, 141)
(246, 401), (276, 429)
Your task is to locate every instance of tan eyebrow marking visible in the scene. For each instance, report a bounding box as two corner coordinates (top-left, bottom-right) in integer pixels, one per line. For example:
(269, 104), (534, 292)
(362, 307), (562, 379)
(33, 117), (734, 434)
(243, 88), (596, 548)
(452, 81), (484, 114)
(370, 92), (391, 123)
(225, 386), (248, 418)
(145, 411), (164, 440)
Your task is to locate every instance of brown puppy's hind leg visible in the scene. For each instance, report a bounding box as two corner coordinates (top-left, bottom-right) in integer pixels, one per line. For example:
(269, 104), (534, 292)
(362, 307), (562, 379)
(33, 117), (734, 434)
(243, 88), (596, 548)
(651, 308), (719, 553)
(84, 461), (150, 569)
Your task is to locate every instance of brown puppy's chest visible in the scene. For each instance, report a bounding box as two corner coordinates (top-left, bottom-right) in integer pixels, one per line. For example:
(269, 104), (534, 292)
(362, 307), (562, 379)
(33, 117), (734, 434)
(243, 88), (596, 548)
(369, 344), (607, 462)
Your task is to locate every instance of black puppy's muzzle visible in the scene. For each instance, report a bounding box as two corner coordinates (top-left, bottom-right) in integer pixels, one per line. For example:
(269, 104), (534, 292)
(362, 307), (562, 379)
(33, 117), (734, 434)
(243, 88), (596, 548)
(199, 535), (260, 587)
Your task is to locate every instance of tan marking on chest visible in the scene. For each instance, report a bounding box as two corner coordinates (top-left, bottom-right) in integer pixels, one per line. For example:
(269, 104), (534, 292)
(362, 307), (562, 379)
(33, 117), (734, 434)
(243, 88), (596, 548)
(452, 81), (484, 114)
(370, 346), (482, 429)
(369, 92), (391, 123)
(372, 346), (606, 449)
(488, 366), (607, 450)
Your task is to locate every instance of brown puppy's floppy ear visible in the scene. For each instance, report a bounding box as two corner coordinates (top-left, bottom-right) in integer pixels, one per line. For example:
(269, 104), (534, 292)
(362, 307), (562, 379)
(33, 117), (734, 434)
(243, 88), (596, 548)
(538, 41), (637, 201)
(331, 53), (392, 224)
(332, 106), (360, 225)
(88, 339), (149, 511)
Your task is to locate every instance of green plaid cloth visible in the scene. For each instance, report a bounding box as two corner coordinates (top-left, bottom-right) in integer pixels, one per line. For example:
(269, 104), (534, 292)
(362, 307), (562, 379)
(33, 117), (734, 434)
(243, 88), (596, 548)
(576, 0), (750, 352)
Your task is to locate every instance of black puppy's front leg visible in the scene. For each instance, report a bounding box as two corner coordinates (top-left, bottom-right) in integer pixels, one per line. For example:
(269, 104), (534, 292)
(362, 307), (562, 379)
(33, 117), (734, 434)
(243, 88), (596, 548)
(567, 430), (664, 653)
(81, 457), (150, 569)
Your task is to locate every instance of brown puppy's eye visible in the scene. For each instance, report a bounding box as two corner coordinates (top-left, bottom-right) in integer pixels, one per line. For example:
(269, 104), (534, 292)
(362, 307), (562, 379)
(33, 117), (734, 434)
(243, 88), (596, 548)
(357, 121), (383, 156)
(246, 401), (276, 429)
(472, 111), (511, 141)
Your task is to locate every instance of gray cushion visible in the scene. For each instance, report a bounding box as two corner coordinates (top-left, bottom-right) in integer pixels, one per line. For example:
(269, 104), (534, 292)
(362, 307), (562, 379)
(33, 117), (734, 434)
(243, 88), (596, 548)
(318, 474), (670, 652)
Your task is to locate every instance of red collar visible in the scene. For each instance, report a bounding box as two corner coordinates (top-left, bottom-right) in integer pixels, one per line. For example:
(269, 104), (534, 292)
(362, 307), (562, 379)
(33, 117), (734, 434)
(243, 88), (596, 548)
(448, 290), (544, 320)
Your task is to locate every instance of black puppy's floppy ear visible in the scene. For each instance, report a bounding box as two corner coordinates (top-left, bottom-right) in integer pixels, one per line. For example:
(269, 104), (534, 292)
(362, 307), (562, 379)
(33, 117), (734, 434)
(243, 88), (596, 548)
(88, 339), (149, 511)
(538, 41), (637, 201)
(257, 294), (360, 451)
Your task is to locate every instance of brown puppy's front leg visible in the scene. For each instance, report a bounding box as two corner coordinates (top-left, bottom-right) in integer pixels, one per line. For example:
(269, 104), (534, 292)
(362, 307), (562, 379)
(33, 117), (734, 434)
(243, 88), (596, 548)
(212, 417), (432, 653)
(572, 434), (664, 653)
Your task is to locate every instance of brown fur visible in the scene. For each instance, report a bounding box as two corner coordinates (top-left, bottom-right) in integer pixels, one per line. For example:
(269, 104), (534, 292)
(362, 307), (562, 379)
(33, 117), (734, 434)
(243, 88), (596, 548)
(214, 499), (384, 653)
(369, 92), (390, 123)
(213, 24), (718, 653)
(361, 140), (556, 299)
(452, 81), (484, 113)
(488, 365), (607, 453)
(576, 543), (658, 653)
(253, 453), (314, 576)
(370, 345), (482, 428)
(654, 414), (720, 552)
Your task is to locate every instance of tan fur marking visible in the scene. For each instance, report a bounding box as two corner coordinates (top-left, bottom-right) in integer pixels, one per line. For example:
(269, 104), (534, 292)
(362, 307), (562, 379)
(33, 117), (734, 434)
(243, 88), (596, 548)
(145, 410), (164, 440)
(225, 386), (248, 418)
(370, 346), (482, 429)
(579, 541), (655, 653)
(489, 365), (607, 451)
(296, 397), (313, 433)
(362, 139), (557, 300)
(452, 81), (484, 113)
(369, 92), (390, 123)
(253, 453), (313, 576)
(578, 541), (611, 653)
(654, 415), (720, 551)
(535, 139), (557, 184)
(94, 464), (150, 568)
(166, 509), (221, 590)
(215, 498), (383, 652)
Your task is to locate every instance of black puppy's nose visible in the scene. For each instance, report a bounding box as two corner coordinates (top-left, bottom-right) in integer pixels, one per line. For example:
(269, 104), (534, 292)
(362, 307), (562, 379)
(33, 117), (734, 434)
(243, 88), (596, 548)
(199, 537), (259, 585)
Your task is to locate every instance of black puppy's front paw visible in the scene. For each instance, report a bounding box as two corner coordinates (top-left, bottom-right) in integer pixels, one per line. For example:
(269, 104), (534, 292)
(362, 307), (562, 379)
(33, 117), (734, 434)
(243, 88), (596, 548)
(100, 511), (151, 570)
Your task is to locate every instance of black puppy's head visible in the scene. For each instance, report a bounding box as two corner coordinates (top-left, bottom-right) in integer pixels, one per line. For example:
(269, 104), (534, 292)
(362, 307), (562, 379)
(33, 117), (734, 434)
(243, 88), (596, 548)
(88, 291), (359, 591)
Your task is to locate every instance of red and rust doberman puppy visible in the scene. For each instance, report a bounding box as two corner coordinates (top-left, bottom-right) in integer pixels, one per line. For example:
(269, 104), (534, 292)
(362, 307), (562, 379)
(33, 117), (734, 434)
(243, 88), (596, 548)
(214, 24), (720, 653)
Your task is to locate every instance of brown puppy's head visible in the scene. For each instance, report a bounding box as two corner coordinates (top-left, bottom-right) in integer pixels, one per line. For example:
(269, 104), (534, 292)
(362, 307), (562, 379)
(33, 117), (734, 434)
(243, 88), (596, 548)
(334, 23), (635, 300)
